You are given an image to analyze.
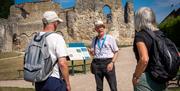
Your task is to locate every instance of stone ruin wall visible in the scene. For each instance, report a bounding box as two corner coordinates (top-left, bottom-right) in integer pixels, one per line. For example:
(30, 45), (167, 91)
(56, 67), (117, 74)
(0, 19), (13, 52)
(65, 0), (134, 45)
(0, 0), (134, 52)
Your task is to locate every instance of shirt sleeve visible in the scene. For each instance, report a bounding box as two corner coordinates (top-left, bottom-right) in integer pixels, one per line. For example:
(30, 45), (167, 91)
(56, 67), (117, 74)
(55, 34), (67, 58)
(134, 32), (145, 43)
(110, 35), (119, 52)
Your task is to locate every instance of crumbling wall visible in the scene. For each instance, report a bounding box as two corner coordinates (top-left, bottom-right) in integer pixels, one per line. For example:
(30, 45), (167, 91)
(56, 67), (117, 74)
(0, 19), (13, 52)
(8, 2), (66, 51)
(1, 0), (135, 52)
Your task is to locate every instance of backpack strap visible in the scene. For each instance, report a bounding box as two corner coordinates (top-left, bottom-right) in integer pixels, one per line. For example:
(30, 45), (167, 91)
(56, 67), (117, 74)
(143, 29), (157, 39)
(143, 29), (159, 59)
(43, 32), (54, 37)
(43, 32), (58, 75)
(44, 32), (64, 79)
(34, 32), (54, 41)
(93, 36), (98, 55)
(44, 32), (57, 66)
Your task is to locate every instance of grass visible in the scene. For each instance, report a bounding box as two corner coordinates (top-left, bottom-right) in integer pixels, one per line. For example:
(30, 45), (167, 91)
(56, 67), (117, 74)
(0, 55), (92, 80)
(0, 52), (22, 59)
(0, 57), (23, 80)
(0, 87), (34, 91)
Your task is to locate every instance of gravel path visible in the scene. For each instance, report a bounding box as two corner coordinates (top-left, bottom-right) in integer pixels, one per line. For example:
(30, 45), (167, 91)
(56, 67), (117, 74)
(0, 47), (137, 91)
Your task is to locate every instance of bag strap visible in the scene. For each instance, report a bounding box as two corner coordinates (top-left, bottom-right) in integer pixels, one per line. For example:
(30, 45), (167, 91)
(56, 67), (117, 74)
(43, 32), (54, 38)
(143, 29), (157, 40)
(34, 32), (54, 41)
(94, 36), (98, 54)
(143, 29), (159, 59)
(43, 32), (58, 76)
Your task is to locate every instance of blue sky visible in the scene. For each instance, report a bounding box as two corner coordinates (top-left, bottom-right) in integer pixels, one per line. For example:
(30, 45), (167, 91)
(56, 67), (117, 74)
(132, 0), (180, 23)
(15, 0), (180, 23)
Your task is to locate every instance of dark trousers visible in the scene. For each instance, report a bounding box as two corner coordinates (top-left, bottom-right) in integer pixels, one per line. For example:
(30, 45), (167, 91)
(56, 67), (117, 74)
(35, 77), (66, 91)
(92, 58), (117, 91)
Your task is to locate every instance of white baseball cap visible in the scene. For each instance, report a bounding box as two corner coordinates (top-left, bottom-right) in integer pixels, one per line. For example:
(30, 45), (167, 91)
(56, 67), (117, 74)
(43, 11), (63, 23)
(94, 20), (104, 26)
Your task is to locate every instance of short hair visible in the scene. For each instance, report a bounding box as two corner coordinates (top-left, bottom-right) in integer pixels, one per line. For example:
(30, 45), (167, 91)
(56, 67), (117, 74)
(135, 7), (159, 32)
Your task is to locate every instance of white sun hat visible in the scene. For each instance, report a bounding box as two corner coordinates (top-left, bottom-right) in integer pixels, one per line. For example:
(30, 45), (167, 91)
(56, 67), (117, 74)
(94, 20), (104, 26)
(43, 11), (63, 23)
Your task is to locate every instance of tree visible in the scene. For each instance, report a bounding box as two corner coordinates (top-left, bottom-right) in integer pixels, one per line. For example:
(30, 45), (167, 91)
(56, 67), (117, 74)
(159, 16), (180, 47)
(0, 0), (14, 19)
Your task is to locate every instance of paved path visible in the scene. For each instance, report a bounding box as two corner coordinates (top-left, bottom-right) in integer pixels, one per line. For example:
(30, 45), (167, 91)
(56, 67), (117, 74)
(0, 47), (137, 91)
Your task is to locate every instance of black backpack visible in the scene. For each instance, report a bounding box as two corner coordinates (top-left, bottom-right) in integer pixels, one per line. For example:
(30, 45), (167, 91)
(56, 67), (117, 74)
(144, 29), (180, 83)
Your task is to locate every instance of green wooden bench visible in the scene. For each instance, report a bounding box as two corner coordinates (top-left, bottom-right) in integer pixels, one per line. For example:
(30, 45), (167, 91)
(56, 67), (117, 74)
(69, 60), (90, 76)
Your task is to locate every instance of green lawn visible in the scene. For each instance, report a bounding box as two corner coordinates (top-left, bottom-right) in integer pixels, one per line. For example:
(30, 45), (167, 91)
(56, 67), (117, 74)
(0, 57), (23, 80)
(0, 55), (91, 80)
(0, 52), (22, 59)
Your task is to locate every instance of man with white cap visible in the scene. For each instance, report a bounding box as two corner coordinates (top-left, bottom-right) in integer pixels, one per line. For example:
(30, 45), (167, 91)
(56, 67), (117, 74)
(89, 20), (119, 91)
(35, 11), (71, 91)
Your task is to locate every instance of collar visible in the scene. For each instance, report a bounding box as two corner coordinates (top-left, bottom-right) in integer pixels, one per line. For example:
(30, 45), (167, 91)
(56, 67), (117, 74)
(98, 34), (106, 40)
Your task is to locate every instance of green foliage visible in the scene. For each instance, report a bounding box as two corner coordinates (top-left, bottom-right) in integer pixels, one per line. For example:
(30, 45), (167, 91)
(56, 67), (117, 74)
(159, 16), (180, 47)
(0, 0), (14, 19)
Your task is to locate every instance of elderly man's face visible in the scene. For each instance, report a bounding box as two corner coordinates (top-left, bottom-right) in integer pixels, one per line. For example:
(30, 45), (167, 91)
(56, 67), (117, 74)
(95, 26), (105, 37)
(95, 26), (105, 32)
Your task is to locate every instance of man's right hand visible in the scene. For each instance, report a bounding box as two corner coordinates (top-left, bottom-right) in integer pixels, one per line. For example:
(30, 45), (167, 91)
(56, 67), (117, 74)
(88, 48), (94, 55)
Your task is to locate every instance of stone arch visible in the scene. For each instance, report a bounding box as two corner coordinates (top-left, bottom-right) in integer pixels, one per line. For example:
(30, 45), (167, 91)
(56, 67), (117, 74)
(102, 0), (115, 9)
(19, 33), (29, 52)
(56, 30), (64, 37)
(100, 0), (121, 9)
(102, 4), (112, 24)
(12, 32), (38, 51)
(102, 4), (112, 14)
